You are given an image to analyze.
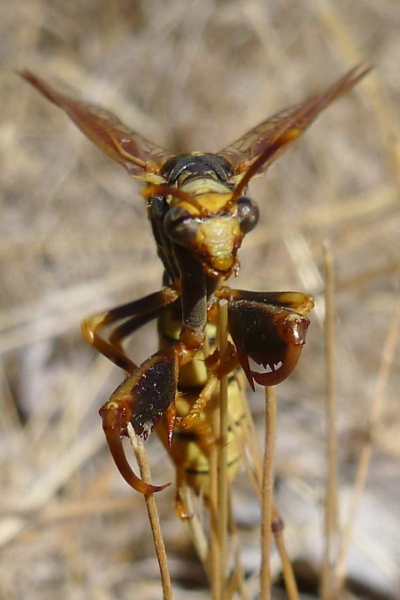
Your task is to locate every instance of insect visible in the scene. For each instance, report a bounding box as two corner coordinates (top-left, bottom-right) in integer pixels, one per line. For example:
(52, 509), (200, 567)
(21, 65), (370, 511)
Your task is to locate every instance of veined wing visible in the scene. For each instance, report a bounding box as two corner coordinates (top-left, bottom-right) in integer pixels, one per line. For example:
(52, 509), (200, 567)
(218, 64), (371, 178)
(20, 71), (174, 177)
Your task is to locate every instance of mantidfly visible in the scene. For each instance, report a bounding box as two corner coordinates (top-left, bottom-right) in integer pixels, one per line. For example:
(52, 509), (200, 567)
(21, 64), (370, 598)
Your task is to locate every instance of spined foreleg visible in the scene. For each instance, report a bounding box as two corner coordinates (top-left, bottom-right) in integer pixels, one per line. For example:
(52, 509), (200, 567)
(83, 287), (184, 494)
(212, 287), (314, 390)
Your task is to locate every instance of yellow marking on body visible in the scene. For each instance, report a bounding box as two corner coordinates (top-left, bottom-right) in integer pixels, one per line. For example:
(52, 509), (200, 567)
(196, 193), (233, 212)
(156, 373), (246, 498)
(193, 217), (242, 266)
(136, 173), (168, 184)
(169, 192), (234, 216)
(159, 312), (217, 387)
(180, 178), (231, 196)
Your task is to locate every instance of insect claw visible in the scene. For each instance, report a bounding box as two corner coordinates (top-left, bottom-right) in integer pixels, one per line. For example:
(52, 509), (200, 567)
(100, 402), (171, 495)
(237, 351), (256, 392)
(164, 402), (177, 450)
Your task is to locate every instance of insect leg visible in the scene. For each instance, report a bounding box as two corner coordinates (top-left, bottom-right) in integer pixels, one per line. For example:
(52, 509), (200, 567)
(83, 287), (180, 495)
(82, 287), (179, 370)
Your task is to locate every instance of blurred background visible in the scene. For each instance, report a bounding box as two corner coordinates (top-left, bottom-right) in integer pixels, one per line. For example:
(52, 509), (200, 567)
(1, 1), (399, 599)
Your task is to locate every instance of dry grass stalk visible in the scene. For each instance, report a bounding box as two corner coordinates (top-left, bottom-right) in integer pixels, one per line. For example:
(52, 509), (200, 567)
(316, 1), (400, 187)
(335, 299), (400, 595)
(260, 386), (277, 600)
(321, 241), (339, 600)
(217, 299), (229, 596)
(127, 425), (173, 600)
(178, 487), (210, 569)
(209, 395), (222, 600)
(271, 505), (300, 600)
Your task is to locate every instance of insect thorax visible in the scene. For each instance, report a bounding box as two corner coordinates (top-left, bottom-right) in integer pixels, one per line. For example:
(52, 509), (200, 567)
(160, 152), (235, 187)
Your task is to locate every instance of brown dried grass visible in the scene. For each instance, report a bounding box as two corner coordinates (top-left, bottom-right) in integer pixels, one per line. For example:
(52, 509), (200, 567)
(1, 1), (399, 599)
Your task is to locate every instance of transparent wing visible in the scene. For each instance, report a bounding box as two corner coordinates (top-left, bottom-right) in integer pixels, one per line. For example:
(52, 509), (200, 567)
(20, 71), (174, 176)
(218, 64), (371, 177)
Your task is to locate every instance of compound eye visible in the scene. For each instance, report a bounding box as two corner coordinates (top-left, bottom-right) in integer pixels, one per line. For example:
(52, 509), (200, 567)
(163, 206), (199, 246)
(150, 195), (168, 220)
(237, 196), (259, 234)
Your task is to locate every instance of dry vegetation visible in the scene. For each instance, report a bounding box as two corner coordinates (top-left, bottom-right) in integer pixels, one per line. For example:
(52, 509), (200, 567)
(1, 1), (400, 599)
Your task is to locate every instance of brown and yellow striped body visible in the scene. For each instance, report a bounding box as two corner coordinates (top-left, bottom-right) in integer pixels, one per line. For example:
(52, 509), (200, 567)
(156, 309), (246, 501)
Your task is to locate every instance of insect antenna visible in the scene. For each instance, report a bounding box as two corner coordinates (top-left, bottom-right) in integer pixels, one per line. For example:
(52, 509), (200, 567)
(141, 184), (209, 216)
